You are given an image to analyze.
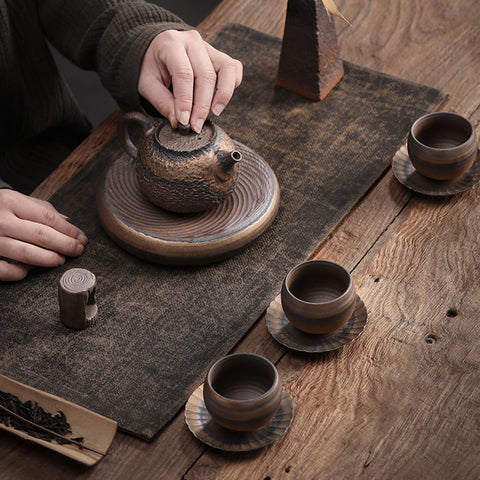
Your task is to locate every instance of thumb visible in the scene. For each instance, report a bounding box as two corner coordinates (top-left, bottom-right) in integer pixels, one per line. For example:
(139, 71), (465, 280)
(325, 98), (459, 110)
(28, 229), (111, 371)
(138, 72), (177, 127)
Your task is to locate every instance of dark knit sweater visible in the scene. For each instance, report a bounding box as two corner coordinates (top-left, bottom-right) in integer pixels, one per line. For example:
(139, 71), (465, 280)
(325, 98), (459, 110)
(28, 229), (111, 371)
(0, 0), (191, 193)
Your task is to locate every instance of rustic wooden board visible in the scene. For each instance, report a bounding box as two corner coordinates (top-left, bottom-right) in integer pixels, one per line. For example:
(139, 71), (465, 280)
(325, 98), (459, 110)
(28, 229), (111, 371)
(0, 374), (117, 466)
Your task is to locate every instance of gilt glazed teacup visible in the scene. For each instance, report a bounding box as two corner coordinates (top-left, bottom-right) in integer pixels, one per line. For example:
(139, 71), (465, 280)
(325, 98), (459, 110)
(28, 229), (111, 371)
(281, 259), (356, 334)
(407, 112), (477, 181)
(203, 353), (282, 431)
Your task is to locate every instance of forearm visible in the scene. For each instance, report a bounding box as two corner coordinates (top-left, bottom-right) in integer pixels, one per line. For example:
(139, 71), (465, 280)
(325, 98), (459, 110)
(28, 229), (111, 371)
(38, 0), (193, 111)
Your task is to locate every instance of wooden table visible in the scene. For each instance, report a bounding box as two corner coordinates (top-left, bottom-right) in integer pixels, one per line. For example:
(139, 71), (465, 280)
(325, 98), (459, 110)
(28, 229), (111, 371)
(2, 0), (479, 478)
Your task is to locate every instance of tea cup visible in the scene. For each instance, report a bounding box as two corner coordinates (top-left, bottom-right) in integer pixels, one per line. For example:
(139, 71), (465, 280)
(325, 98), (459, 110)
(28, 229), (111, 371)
(281, 259), (356, 334)
(203, 353), (282, 431)
(407, 112), (477, 181)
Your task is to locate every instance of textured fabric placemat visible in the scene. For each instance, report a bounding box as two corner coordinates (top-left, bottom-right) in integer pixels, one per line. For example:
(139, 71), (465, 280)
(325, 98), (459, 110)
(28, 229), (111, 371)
(0, 24), (446, 440)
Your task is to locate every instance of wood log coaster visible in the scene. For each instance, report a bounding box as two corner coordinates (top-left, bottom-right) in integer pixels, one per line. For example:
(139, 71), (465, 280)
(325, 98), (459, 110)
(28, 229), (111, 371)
(58, 268), (97, 329)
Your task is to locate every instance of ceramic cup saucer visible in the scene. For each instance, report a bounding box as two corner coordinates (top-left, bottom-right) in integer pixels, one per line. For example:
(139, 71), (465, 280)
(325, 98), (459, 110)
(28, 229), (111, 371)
(265, 295), (368, 353)
(185, 384), (293, 452)
(392, 145), (480, 196)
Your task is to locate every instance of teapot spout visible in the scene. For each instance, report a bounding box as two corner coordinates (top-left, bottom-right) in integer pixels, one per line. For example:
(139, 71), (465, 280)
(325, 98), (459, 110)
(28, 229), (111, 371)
(214, 150), (242, 181)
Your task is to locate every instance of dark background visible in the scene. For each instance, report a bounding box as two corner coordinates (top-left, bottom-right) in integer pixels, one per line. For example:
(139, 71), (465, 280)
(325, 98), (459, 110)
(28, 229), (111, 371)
(50, 0), (222, 128)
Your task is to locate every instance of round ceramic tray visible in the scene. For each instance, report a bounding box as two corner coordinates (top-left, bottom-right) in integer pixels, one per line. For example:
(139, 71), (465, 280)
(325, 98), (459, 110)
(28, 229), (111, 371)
(185, 384), (293, 452)
(392, 145), (480, 196)
(266, 295), (368, 353)
(96, 142), (280, 265)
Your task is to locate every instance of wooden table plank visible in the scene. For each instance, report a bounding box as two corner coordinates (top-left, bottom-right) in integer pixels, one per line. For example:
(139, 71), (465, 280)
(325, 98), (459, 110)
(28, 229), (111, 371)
(1, 0), (479, 479)
(186, 191), (480, 480)
(31, 110), (122, 201)
(183, 0), (480, 479)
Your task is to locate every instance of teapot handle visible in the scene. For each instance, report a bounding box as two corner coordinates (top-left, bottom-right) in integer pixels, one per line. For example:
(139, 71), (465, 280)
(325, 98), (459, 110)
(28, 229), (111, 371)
(118, 112), (154, 159)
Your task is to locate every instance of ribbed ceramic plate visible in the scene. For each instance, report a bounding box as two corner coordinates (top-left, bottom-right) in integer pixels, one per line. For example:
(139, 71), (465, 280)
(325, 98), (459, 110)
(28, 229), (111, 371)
(266, 295), (368, 353)
(0, 374), (117, 466)
(97, 142), (280, 265)
(185, 384), (293, 451)
(392, 145), (480, 196)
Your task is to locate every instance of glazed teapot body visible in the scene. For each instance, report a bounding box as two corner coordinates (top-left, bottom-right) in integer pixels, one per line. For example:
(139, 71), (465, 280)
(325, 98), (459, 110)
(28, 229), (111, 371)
(118, 112), (242, 213)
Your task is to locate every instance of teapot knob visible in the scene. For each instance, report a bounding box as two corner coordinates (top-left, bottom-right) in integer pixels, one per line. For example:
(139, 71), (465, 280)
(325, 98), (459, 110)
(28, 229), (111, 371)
(214, 150), (242, 181)
(177, 123), (192, 135)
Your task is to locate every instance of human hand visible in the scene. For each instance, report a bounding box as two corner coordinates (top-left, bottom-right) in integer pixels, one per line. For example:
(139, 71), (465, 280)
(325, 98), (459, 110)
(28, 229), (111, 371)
(0, 190), (88, 281)
(138, 29), (243, 133)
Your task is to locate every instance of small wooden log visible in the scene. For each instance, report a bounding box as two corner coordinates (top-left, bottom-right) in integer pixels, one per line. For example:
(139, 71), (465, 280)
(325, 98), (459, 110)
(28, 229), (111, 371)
(276, 0), (344, 100)
(58, 268), (97, 329)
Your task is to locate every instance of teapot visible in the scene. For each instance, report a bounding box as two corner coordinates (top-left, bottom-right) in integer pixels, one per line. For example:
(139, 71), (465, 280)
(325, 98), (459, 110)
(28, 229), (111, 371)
(118, 112), (242, 213)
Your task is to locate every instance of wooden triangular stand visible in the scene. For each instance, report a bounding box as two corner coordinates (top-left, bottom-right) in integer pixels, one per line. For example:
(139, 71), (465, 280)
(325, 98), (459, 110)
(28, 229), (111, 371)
(276, 0), (344, 100)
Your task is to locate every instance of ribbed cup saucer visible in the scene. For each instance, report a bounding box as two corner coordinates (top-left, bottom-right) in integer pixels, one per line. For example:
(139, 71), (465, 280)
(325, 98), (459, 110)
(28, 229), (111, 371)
(266, 295), (367, 353)
(185, 384), (294, 451)
(392, 145), (480, 196)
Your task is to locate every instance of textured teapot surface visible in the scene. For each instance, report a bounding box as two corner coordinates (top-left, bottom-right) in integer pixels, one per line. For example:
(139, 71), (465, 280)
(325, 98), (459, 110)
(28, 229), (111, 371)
(119, 113), (242, 213)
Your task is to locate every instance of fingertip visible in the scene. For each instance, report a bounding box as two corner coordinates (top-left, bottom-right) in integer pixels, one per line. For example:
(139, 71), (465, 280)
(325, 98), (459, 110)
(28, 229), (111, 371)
(190, 119), (204, 134)
(168, 112), (178, 128)
(236, 61), (243, 86)
(211, 103), (225, 117)
(77, 233), (88, 245)
(178, 110), (191, 126)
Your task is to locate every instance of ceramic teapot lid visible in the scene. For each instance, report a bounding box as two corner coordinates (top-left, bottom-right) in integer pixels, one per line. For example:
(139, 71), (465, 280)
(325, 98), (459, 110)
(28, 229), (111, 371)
(155, 120), (215, 152)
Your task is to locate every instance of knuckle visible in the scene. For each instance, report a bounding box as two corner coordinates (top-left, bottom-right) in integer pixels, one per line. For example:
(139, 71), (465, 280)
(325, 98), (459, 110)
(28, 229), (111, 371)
(158, 29), (178, 43)
(175, 66), (194, 82)
(32, 226), (49, 245)
(175, 96), (193, 109)
(62, 222), (79, 238)
(199, 69), (217, 85)
(195, 104), (211, 118)
(41, 208), (58, 227)
(17, 244), (35, 265)
(231, 61), (243, 76)
(233, 59), (243, 71)
(186, 30), (202, 41)
(223, 61), (238, 71)
(17, 243), (55, 266)
(0, 188), (14, 206)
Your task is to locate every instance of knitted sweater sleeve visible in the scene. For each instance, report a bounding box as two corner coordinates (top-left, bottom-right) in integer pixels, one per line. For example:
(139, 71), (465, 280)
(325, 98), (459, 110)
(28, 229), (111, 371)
(38, 0), (193, 112)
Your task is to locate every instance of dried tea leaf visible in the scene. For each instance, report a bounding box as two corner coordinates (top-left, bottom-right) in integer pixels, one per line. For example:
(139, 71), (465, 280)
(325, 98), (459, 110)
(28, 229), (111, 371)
(0, 390), (72, 442)
(0, 394), (104, 456)
(322, 0), (351, 25)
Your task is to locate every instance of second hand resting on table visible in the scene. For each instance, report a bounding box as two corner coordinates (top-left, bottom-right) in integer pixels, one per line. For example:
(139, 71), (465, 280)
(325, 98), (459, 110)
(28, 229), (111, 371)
(0, 29), (243, 282)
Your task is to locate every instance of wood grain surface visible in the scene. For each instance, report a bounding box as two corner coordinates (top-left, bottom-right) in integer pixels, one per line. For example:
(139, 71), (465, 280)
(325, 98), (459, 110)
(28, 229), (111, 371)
(2, 0), (479, 478)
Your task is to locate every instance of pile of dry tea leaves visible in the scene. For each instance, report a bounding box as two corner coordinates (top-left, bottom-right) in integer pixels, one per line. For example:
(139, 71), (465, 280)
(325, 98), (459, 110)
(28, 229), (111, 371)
(0, 390), (83, 445)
